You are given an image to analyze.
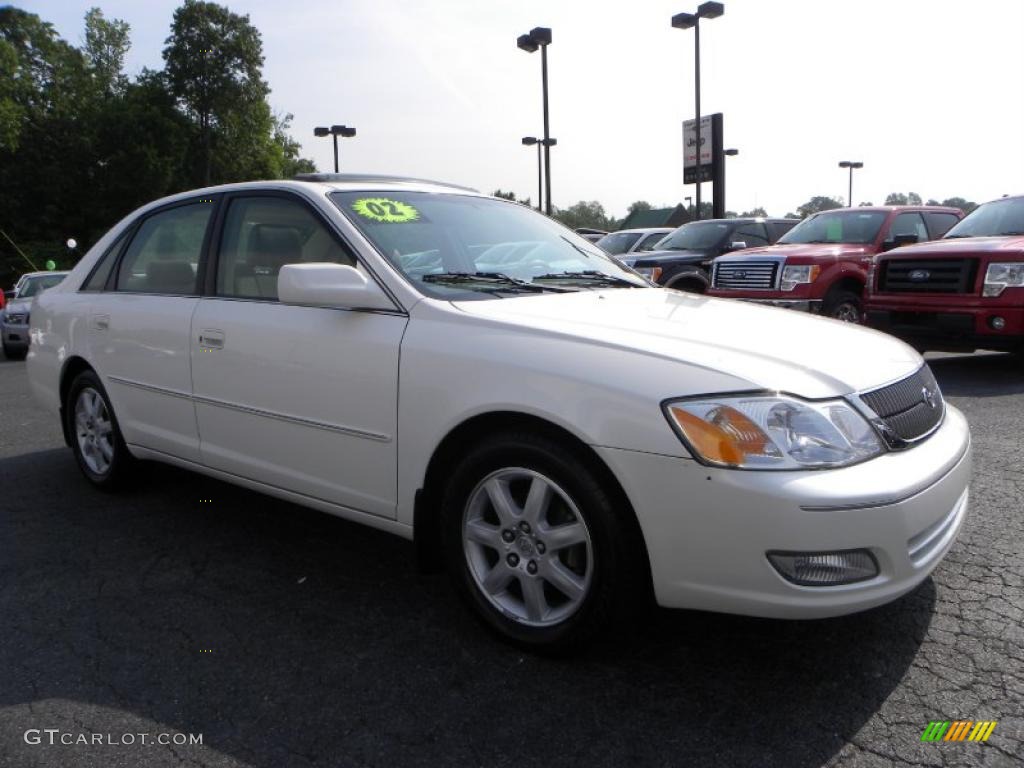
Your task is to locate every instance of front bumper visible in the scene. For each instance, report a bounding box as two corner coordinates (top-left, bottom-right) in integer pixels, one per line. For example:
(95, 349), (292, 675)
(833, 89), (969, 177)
(1, 322), (29, 351)
(596, 404), (971, 618)
(739, 298), (823, 313)
(866, 301), (1024, 352)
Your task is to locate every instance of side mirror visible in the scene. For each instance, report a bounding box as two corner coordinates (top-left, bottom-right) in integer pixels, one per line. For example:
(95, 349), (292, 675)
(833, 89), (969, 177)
(892, 233), (920, 247)
(278, 263), (395, 311)
(726, 241), (748, 252)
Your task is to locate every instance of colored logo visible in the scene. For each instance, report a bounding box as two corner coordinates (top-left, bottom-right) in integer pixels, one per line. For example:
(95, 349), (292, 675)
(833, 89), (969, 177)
(920, 720), (997, 742)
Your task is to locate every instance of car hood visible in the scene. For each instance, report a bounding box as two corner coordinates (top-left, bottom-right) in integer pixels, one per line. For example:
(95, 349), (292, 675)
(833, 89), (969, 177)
(718, 243), (873, 260)
(881, 235), (1024, 258)
(3, 298), (31, 315)
(453, 288), (920, 398)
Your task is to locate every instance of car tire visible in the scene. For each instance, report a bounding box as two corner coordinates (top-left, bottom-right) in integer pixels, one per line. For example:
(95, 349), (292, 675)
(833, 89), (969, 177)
(2, 342), (25, 360)
(65, 369), (135, 490)
(440, 430), (646, 654)
(823, 289), (864, 323)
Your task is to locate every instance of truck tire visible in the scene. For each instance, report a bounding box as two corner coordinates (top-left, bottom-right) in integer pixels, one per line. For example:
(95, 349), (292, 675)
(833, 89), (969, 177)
(823, 289), (863, 323)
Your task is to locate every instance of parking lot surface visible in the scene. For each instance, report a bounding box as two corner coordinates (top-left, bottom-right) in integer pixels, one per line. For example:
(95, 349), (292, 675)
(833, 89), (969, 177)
(0, 351), (1021, 768)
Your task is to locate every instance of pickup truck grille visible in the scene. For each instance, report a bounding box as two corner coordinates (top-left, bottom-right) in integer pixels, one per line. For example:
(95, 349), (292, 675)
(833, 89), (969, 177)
(712, 261), (779, 290)
(860, 365), (944, 446)
(878, 258), (977, 293)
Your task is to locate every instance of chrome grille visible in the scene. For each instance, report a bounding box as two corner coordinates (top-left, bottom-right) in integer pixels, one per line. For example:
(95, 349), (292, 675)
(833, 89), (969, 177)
(712, 261), (779, 290)
(860, 365), (944, 446)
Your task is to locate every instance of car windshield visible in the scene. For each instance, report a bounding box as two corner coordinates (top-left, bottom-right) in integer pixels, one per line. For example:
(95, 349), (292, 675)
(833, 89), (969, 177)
(594, 231), (642, 254)
(778, 210), (886, 245)
(655, 221), (732, 251)
(17, 273), (66, 298)
(331, 191), (648, 299)
(944, 197), (1024, 238)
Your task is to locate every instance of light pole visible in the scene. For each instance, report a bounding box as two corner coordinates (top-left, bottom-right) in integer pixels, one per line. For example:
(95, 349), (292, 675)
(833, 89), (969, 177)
(521, 137), (556, 211)
(314, 125), (356, 173)
(838, 160), (863, 207)
(517, 27), (553, 215)
(672, 2), (724, 221)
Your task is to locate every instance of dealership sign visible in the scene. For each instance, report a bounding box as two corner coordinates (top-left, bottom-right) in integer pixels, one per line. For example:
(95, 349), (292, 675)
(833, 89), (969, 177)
(682, 113), (722, 185)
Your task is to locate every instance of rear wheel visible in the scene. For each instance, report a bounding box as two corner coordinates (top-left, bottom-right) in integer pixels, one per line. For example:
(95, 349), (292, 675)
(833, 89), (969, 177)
(65, 369), (135, 489)
(823, 289), (863, 323)
(440, 431), (644, 653)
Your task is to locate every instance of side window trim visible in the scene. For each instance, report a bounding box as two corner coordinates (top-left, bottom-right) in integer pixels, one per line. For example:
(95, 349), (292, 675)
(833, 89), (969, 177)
(111, 196), (221, 296)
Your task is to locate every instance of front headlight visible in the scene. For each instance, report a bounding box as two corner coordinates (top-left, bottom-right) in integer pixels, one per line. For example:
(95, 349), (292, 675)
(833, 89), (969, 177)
(982, 262), (1024, 297)
(780, 264), (820, 291)
(663, 393), (884, 469)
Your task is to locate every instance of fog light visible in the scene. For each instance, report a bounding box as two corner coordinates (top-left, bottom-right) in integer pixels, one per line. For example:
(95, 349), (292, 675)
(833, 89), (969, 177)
(990, 316), (1006, 331)
(767, 549), (878, 586)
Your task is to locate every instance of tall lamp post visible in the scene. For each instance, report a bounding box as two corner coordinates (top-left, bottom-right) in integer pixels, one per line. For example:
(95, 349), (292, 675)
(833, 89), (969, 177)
(517, 27), (553, 215)
(838, 160), (863, 206)
(671, 2), (724, 221)
(522, 137), (556, 211)
(314, 124), (356, 173)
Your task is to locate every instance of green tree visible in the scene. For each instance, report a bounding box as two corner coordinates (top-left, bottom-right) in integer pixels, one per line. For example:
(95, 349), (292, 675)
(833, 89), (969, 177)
(626, 200), (652, 216)
(554, 201), (615, 231)
(84, 7), (130, 96)
(940, 197), (977, 214)
(796, 196), (843, 218)
(740, 207), (767, 217)
(163, 0), (270, 185)
(884, 192), (922, 206)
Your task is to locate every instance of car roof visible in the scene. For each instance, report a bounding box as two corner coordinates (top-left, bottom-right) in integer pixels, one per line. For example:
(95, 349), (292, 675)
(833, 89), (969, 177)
(20, 271), (69, 279)
(606, 227), (674, 235)
(814, 205), (962, 214)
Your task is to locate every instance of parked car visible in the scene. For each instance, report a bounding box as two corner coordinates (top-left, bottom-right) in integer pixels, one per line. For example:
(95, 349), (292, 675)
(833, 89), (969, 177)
(707, 206), (963, 321)
(1, 270), (68, 359)
(27, 176), (970, 652)
(621, 218), (798, 292)
(594, 228), (674, 256)
(574, 228), (607, 244)
(866, 194), (1024, 353)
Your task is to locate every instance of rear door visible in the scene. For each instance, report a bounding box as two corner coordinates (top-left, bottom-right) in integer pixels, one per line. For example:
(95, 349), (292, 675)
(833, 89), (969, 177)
(86, 198), (216, 462)
(189, 191), (407, 519)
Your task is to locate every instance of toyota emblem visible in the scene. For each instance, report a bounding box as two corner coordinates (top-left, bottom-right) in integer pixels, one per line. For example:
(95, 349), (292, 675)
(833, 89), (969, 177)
(922, 386), (937, 409)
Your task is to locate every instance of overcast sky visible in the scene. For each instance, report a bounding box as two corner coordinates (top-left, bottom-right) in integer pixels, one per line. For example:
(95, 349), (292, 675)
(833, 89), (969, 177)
(19, 0), (1024, 219)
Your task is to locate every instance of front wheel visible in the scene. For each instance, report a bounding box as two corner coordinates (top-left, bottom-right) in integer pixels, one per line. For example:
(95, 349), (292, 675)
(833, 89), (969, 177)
(65, 369), (135, 489)
(823, 290), (864, 323)
(441, 431), (645, 653)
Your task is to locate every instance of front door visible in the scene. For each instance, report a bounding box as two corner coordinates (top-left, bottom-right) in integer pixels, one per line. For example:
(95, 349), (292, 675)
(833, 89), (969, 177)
(190, 193), (406, 518)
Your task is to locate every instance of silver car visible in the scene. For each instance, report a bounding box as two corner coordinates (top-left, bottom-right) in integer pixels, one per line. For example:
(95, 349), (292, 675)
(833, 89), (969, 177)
(2, 271), (68, 360)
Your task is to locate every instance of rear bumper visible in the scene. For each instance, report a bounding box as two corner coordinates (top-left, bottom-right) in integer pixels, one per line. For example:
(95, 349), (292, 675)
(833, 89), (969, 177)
(597, 404), (971, 619)
(866, 301), (1024, 351)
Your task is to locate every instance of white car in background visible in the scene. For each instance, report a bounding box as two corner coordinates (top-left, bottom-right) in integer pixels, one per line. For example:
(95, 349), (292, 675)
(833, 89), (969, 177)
(27, 175), (971, 652)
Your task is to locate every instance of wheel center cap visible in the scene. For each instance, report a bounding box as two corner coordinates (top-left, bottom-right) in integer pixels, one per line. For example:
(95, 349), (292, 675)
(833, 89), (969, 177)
(516, 537), (535, 556)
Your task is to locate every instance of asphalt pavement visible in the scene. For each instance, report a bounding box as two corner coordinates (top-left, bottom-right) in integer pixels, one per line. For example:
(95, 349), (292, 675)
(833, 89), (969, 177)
(0, 351), (1021, 768)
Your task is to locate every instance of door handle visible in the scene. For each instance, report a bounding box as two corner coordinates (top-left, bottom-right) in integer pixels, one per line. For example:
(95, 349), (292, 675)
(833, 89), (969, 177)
(197, 329), (225, 349)
(91, 314), (110, 331)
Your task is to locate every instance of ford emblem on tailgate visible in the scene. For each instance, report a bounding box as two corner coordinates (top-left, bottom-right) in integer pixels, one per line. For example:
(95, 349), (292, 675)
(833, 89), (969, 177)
(909, 269), (930, 281)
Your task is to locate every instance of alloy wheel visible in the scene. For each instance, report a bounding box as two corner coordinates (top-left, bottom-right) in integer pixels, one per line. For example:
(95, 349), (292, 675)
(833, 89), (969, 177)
(75, 387), (114, 475)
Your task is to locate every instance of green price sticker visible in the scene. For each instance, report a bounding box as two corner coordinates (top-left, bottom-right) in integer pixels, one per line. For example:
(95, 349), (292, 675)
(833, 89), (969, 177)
(352, 198), (420, 223)
(45, 259), (56, 270)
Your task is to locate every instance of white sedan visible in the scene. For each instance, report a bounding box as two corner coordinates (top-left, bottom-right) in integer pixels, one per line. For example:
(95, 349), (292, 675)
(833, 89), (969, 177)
(26, 175), (971, 652)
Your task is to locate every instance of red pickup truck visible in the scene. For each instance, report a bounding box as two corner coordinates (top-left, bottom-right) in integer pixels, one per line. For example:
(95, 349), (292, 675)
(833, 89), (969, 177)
(866, 194), (1024, 354)
(706, 206), (963, 322)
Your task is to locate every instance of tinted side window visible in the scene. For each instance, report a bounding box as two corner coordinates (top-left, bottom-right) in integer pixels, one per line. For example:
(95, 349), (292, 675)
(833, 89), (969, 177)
(733, 223), (769, 247)
(216, 196), (357, 301)
(767, 221), (797, 242)
(924, 212), (960, 239)
(82, 229), (129, 291)
(886, 212), (929, 243)
(116, 203), (213, 294)
(635, 232), (668, 252)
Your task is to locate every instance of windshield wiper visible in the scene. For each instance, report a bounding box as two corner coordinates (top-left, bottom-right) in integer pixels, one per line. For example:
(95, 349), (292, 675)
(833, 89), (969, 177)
(532, 270), (644, 288)
(421, 272), (573, 293)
